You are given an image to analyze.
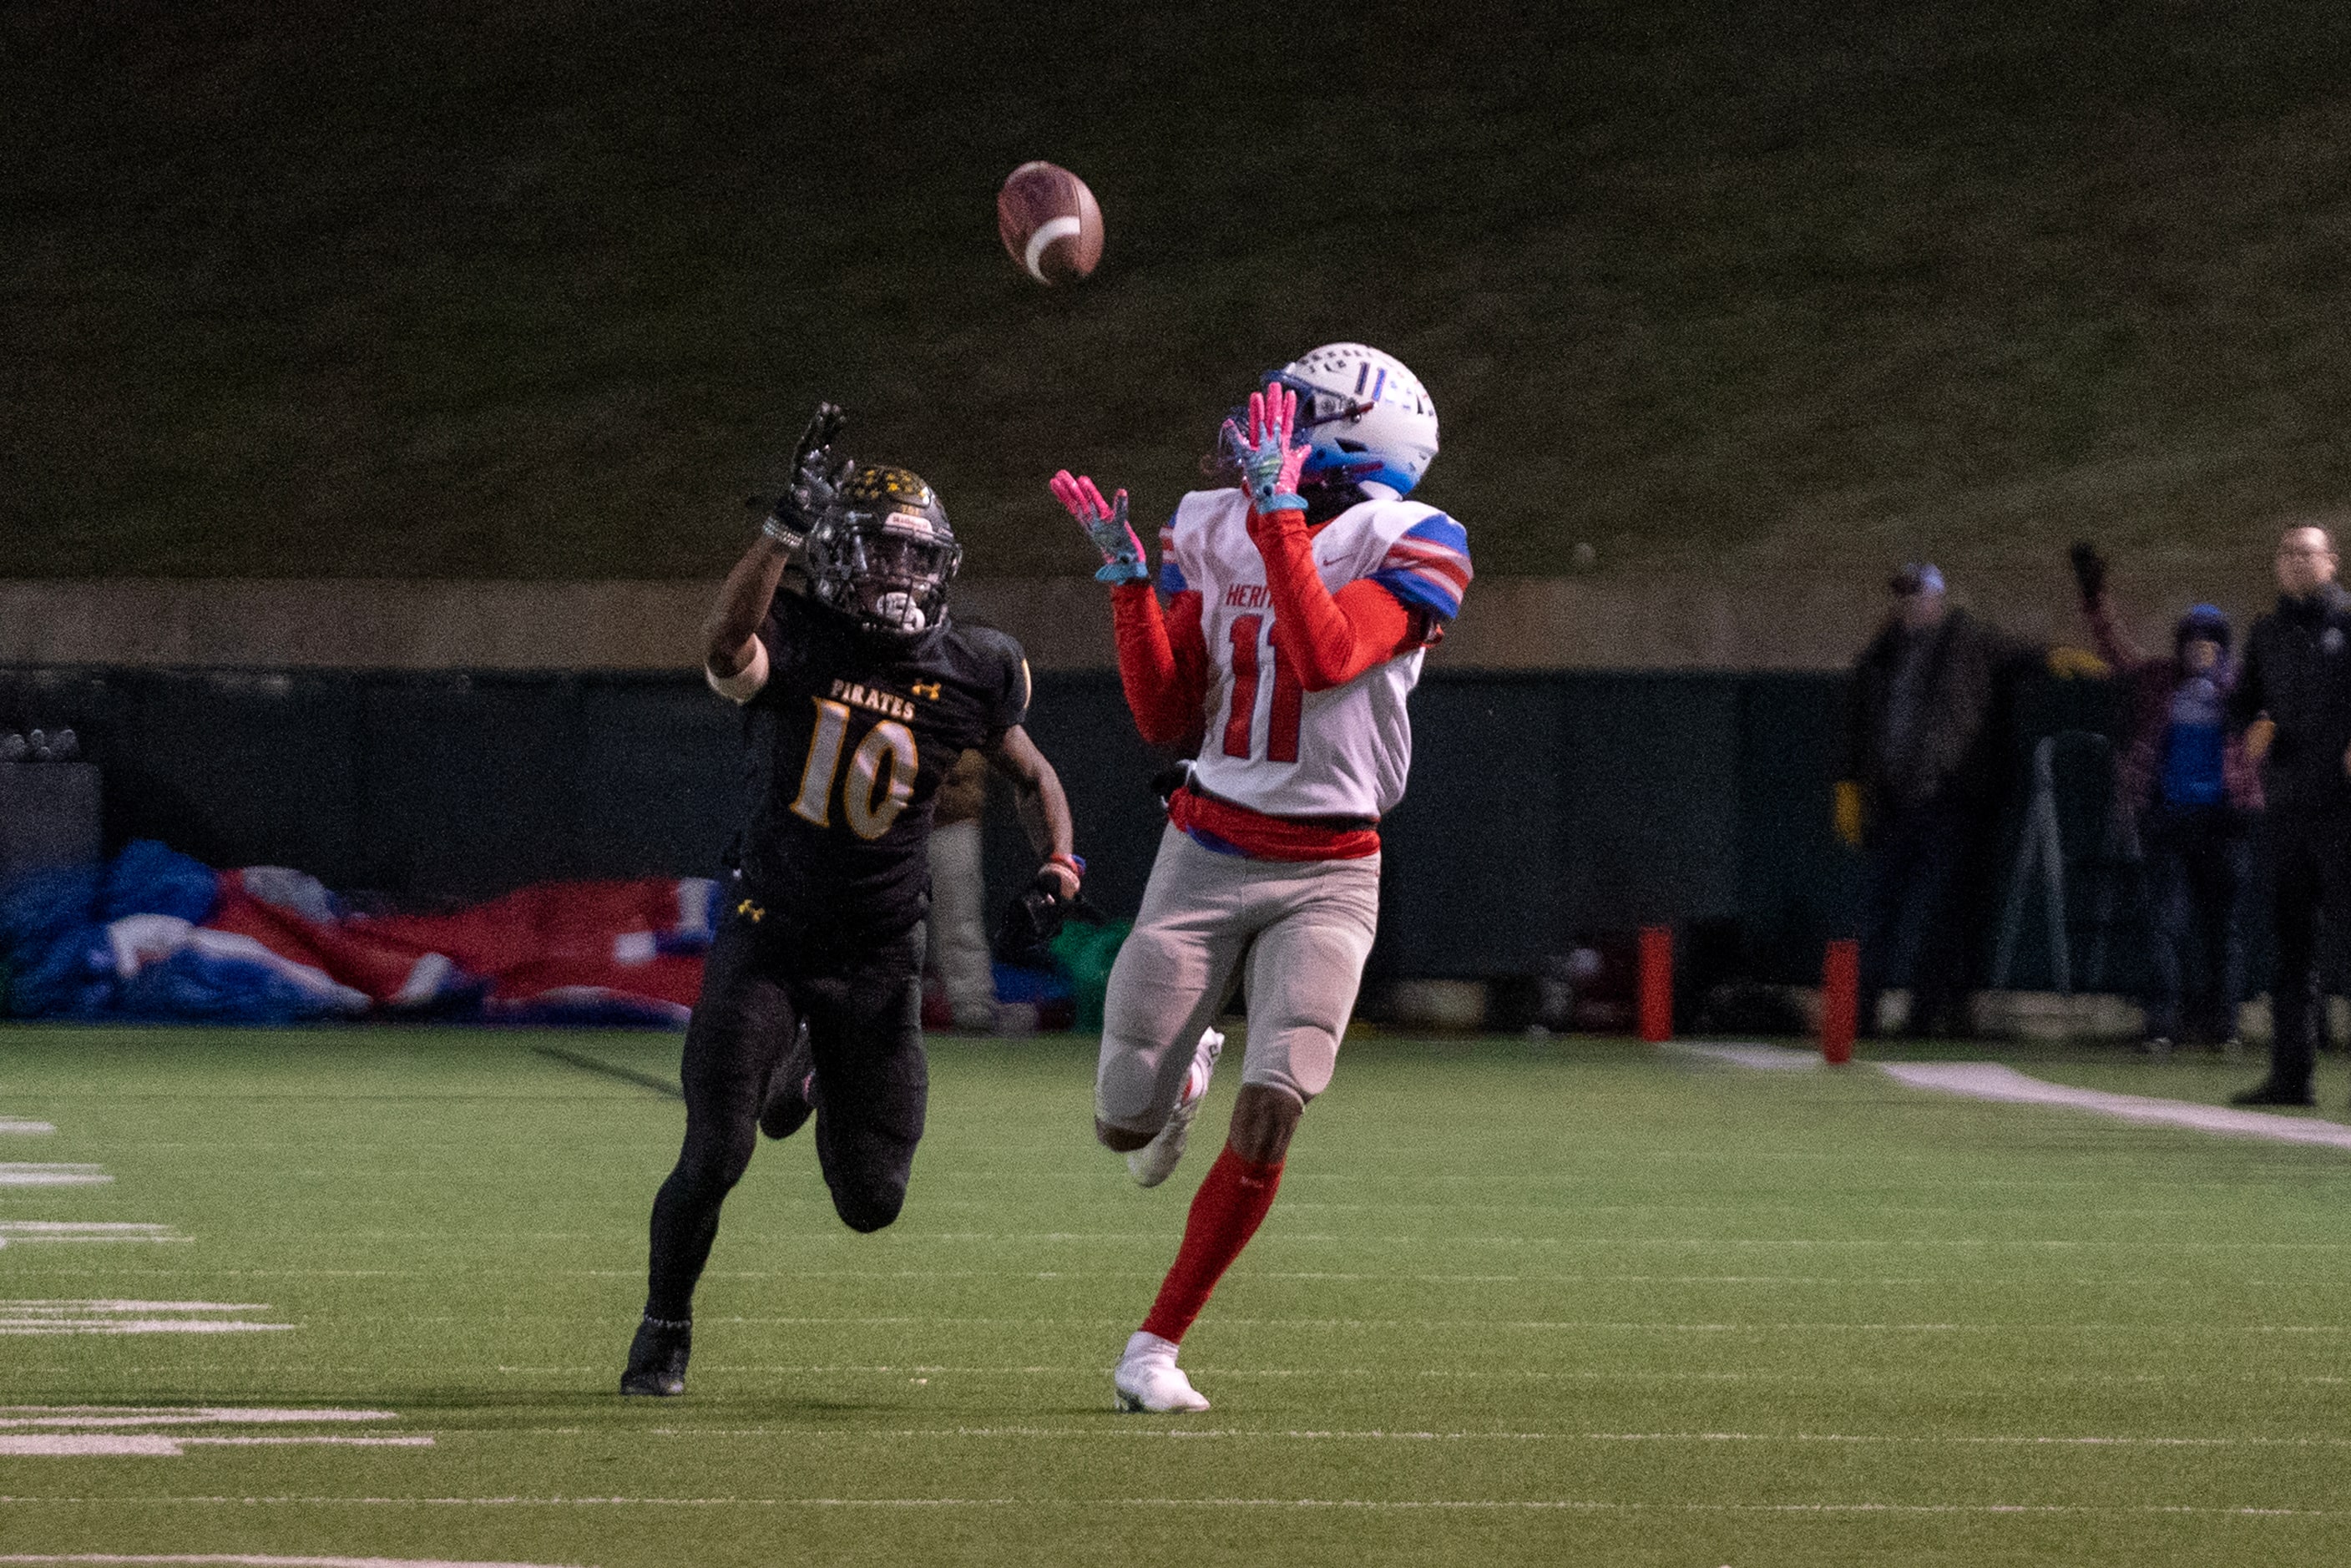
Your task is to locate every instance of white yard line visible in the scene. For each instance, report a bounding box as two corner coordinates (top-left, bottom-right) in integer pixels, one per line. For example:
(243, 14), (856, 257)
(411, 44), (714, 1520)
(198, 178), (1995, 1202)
(1684, 1044), (2351, 1151)
(0, 1223), (184, 1247)
(1882, 1061), (2351, 1151)
(0, 1496), (2332, 1517)
(490, 1363), (2347, 1388)
(0, 1435), (431, 1456)
(0, 1120), (55, 1135)
(0, 1302), (292, 1335)
(1675, 1043), (1823, 1071)
(0, 1409), (422, 1459)
(0, 1557), (582, 1567)
(0, 1165), (111, 1187)
(0, 1409), (397, 1429)
(599, 1425), (2349, 1447)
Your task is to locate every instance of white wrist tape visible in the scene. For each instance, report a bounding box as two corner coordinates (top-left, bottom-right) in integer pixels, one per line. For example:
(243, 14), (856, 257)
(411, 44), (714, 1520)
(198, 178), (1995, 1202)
(705, 635), (770, 703)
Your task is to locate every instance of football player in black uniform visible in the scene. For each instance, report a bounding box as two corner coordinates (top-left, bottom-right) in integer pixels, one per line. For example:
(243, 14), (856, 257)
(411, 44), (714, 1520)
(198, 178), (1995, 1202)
(623, 407), (1082, 1396)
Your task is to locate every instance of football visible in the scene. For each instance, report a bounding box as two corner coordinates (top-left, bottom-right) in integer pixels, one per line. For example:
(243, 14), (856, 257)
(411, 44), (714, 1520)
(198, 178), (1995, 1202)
(997, 160), (1105, 285)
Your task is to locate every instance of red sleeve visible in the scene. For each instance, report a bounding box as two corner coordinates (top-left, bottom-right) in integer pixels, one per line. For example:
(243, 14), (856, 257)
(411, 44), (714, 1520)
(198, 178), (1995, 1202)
(1111, 583), (1209, 746)
(1248, 508), (1427, 692)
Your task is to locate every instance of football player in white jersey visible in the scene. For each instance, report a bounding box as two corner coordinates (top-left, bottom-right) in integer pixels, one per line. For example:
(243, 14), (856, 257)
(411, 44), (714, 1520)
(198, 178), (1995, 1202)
(1049, 342), (1471, 1413)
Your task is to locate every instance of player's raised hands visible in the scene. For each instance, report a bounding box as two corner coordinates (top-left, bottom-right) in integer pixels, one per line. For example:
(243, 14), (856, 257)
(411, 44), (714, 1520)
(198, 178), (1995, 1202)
(1221, 382), (1309, 516)
(1050, 470), (1150, 584)
(792, 402), (852, 501)
(764, 402), (849, 557)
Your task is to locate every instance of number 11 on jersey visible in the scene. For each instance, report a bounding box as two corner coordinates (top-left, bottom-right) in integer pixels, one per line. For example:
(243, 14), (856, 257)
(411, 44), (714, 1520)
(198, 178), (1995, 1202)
(1222, 615), (1303, 764)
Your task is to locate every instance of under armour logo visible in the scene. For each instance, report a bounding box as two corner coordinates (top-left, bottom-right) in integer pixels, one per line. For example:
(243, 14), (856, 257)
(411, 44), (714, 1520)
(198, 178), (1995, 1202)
(736, 899), (765, 923)
(911, 681), (942, 701)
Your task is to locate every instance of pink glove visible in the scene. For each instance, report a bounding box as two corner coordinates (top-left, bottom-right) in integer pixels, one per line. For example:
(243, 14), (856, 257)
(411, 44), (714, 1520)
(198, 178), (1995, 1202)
(1221, 382), (1309, 514)
(1049, 470), (1149, 584)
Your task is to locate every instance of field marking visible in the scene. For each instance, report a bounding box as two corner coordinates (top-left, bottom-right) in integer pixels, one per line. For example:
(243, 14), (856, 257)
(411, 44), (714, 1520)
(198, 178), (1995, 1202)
(1587, 1431), (2351, 1447)
(488, 1363), (2351, 1390)
(604, 1425), (2351, 1448)
(0, 1302), (291, 1335)
(0, 1408), (424, 1458)
(690, 1313), (2351, 1335)
(0, 1119), (55, 1135)
(0, 1558), (574, 1568)
(0, 1436), (431, 1455)
(0, 1224), (185, 1249)
(0, 1495), (2333, 1517)
(1676, 1043), (1822, 1072)
(0, 1165), (111, 1187)
(1883, 1062), (2351, 1151)
(0, 1409), (399, 1429)
(635, 1427), (1558, 1441)
(1686, 1044), (2351, 1154)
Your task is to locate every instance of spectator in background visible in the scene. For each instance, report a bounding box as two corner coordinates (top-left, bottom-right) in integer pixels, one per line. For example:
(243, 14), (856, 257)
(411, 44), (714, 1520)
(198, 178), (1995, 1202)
(928, 748), (999, 1031)
(1841, 564), (2066, 1038)
(2227, 524), (2351, 1107)
(2070, 543), (2258, 1051)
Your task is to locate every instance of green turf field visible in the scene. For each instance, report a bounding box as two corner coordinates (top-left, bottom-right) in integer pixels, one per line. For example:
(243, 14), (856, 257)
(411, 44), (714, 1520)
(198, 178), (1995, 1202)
(3, 1025), (2349, 1566)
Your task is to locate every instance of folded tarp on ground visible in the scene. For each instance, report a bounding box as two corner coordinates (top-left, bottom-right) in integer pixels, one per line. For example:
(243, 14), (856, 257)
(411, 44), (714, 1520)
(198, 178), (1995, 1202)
(0, 840), (713, 1026)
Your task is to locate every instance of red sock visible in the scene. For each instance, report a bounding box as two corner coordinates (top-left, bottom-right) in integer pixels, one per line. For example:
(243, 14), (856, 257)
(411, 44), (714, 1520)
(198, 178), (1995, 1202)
(1139, 1145), (1285, 1344)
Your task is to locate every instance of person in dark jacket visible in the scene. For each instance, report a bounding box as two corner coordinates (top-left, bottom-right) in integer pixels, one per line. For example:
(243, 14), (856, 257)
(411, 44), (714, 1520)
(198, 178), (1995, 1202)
(2070, 544), (2260, 1049)
(2227, 524), (2351, 1105)
(1842, 564), (2050, 1037)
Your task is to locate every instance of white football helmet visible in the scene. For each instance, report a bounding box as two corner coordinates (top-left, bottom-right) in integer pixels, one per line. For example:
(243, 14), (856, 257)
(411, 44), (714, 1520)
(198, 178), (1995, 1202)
(1272, 342), (1439, 498)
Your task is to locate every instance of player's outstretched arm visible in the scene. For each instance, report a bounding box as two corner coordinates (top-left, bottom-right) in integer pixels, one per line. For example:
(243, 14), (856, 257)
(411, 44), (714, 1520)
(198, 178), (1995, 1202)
(1049, 469), (1208, 744)
(705, 402), (847, 699)
(703, 535), (791, 691)
(1227, 382), (1433, 691)
(985, 724), (1081, 898)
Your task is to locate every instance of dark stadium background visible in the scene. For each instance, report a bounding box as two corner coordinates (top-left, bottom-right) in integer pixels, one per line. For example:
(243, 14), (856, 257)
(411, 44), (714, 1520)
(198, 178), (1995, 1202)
(8, 0), (2348, 995)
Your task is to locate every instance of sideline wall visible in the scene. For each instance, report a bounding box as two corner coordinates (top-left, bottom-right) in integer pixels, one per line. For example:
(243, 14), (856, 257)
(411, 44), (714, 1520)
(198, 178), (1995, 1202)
(2, 661), (2077, 987)
(0, 574), (2257, 674)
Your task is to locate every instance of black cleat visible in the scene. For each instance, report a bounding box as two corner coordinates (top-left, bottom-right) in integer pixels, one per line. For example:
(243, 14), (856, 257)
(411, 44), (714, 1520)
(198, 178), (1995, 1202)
(759, 1020), (817, 1141)
(2229, 1080), (2316, 1108)
(619, 1315), (691, 1396)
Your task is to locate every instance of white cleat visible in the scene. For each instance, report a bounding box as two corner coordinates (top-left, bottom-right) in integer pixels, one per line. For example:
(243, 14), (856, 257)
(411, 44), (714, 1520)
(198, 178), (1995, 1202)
(1127, 1028), (1224, 1189)
(1113, 1330), (1210, 1413)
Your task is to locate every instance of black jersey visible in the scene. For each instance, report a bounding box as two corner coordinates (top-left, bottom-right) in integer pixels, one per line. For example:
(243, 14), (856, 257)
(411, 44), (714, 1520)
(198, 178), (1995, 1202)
(734, 593), (1030, 937)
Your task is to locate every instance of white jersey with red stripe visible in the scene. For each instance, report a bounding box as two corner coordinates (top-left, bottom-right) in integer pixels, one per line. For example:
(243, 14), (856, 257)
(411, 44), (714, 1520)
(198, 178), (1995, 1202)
(1158, 487), (1471, 821)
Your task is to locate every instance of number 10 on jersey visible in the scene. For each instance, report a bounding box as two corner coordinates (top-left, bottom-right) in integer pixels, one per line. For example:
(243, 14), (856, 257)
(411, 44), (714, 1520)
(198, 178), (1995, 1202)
(1223, 614), (1303, 763)
(791, 699), (918, 838)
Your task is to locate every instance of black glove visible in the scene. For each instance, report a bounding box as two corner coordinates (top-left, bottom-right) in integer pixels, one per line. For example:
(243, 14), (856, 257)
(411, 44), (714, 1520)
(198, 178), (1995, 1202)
(762, 402), (848, 556)
(2068, 540), (2106, 604)
(992, 868), (1070, 968)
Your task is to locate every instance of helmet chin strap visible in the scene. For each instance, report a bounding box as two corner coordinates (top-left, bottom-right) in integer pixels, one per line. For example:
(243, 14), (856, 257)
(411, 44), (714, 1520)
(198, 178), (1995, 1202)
(1356, 480), (1400, 502)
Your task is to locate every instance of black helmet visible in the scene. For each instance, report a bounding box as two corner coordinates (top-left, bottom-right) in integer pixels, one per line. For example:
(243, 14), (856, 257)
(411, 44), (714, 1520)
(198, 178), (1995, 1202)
(804, 463), (962, 637)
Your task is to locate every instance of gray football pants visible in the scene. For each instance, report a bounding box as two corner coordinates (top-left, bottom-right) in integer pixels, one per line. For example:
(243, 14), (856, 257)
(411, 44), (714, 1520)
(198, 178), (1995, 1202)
(1095, 826), (1381, 1135)
(926, 818), (998, 1029)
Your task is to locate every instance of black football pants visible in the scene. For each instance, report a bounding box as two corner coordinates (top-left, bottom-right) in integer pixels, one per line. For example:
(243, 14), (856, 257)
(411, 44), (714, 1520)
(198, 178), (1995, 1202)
(2264, 813), (2351, 1094)
(642, 900), (928, 1322)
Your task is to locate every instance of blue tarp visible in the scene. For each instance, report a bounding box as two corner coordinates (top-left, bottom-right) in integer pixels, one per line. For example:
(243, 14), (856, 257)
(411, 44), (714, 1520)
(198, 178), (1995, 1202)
(0, 841), (346, 1024)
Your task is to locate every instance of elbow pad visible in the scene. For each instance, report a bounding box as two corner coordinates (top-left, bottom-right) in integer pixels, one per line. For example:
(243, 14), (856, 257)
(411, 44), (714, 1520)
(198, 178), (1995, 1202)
(706, 636), (770, 703)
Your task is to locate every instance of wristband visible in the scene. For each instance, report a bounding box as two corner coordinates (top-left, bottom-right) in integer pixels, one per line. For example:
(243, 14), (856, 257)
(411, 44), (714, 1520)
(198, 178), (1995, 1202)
(1046, 852), (1085, 884)
(761, 515), (806, 556)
